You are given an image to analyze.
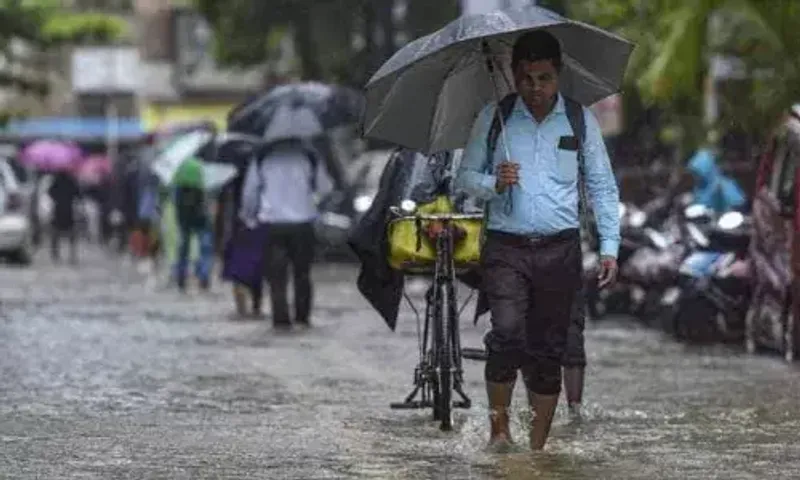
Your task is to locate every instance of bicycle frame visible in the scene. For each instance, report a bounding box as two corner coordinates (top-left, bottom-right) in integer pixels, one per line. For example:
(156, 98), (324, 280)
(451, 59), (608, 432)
(390, 213), (475, 430)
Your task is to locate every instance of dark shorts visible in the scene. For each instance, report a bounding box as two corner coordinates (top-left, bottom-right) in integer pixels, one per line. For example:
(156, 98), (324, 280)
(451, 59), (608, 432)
(481, 229), (582, 395)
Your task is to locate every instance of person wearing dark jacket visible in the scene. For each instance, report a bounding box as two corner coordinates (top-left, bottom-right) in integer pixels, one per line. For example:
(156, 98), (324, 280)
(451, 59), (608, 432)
(348, 148), (484, 329)
(48, 171), (81, 264)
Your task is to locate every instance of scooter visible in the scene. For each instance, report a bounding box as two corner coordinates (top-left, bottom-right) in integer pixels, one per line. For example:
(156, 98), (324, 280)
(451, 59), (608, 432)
(586, 206), (670, 319)
(663, 209), (752, 343)
(600, 193), (690, 323)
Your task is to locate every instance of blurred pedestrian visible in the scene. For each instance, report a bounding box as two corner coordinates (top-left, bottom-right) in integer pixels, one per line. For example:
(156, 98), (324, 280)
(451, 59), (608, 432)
(221, 160), (265, 318)
(172, 156), (214, 291)
(48, 170), (81, 264)
(562, 284), (587, 418)
(240, 138), (333, 329)
(456, 31), (620, 451)
(133, 168), (162, 270)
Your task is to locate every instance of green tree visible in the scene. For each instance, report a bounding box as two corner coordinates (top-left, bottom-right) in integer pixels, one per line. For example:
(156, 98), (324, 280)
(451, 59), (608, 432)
(536, 0), (567, 16)
(195, 0), (459, 86)
(721, 1), (800, 141)
(404, 0), (459, 40)
(195, 0), (360, 82)
(572, 0), (800, 150)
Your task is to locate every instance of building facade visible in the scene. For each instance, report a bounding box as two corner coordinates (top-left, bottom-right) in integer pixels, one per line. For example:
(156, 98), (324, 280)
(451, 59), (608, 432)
(133, 0), (263, 131)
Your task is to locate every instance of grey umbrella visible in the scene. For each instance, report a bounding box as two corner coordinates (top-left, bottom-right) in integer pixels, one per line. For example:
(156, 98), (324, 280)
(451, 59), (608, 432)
(362, 6), (634, 153)
(262, 105), (324, 143)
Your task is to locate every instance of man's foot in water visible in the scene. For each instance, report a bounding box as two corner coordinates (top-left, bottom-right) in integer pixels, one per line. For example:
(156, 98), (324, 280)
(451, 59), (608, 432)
(486, 434), (516, 454)
(567, 402), (582, 420)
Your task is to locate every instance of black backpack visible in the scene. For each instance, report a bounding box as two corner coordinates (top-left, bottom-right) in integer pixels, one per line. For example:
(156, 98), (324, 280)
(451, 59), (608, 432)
(175, 186), (208, 229)
(484, 93), (592, 231)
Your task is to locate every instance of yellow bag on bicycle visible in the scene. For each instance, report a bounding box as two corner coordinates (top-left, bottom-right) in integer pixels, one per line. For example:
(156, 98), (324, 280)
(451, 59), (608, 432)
(387, 195), (483, 272)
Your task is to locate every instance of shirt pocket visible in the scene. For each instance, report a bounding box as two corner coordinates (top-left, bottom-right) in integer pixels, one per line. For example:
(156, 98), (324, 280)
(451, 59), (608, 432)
(552, 145), (579, 184)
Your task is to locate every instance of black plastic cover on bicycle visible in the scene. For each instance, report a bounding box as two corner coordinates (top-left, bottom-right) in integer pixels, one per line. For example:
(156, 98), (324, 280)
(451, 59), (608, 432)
(348, 147), (486, 331)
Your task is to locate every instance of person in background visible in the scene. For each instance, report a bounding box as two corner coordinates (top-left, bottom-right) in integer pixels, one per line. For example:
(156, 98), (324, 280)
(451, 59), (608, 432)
(221, 158), (265, 318)
(172, 157), (214, 292)
(48, 170), (81, 264)
(134, 168), (162, 269)
(240, 137), (334, 329)
(456, 31), (620, 451)
(562, 284), (587, 418)
(687, 148), (746, 213)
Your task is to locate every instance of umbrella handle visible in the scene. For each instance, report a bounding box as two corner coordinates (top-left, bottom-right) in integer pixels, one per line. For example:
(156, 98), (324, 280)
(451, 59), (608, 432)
(482, 41), (514, 213)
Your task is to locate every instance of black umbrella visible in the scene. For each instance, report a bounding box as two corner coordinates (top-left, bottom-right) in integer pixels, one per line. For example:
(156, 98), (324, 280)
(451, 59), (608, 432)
(227, 82), (364, 138)
(205, 132), (262, 170)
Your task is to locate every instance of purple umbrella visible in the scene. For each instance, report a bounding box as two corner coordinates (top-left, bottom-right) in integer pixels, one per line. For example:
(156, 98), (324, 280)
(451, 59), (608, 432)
(20, 140), (83, 172)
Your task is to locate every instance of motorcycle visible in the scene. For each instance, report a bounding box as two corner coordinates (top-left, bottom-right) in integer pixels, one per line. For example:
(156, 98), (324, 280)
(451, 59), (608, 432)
(618, 196), (712, 326)
(662, 208), (752, 343)
(586, 194), (686, 322)
(585, 202), (659, 319)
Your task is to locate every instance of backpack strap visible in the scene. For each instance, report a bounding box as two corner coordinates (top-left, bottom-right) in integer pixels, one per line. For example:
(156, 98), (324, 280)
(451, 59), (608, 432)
(564, 96), (593, 238)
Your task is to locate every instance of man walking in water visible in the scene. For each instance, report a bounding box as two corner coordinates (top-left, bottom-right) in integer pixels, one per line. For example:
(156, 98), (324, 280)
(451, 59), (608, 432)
(457, 30), (620, 451)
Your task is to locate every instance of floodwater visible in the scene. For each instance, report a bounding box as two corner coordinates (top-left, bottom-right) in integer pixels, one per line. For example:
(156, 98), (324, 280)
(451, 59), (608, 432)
(1, 248), (798, 479)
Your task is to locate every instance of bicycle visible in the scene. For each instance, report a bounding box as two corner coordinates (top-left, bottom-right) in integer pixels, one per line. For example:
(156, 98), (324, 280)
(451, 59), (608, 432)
(388, 207), (483, 431)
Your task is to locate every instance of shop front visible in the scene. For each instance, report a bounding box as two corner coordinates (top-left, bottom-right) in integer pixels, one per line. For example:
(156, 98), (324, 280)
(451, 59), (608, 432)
(140, 102), (235, 132)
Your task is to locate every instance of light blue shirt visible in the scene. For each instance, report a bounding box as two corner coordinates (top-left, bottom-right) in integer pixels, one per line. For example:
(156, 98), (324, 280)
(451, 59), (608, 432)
(455, 94), (621, 257)
(239, 143), (333, 226)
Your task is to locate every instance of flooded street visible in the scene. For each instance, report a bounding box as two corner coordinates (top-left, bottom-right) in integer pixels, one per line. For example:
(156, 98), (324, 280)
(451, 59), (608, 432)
(1, 248), (799, 479)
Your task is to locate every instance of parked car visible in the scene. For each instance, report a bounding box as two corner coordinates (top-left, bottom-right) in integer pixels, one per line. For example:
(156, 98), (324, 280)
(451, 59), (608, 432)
(746, 107), (800, 361)
(0, 158), (33, 264)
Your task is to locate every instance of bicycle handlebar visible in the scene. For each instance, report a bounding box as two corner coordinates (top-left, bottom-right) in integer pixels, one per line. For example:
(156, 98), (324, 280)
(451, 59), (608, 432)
(389, 206), (484, 221)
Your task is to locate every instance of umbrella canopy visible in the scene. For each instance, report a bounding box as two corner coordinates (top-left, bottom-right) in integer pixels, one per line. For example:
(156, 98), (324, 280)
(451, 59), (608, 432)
(362, 6), (634, 153)
(76, 154), (113, 185)
(151, 130), (213, 183)
(228, 82), (363, 137)
(212, 132), (262, 169)
(151, 130), (238, 191)
(262, 105), (324, 143)
(20, 140), (83, 172)
(201, 163), (240, 191)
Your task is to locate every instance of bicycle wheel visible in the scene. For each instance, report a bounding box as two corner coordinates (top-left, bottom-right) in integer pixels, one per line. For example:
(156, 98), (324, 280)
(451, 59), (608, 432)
(424, 286), (442, 421)
(435, 279), (454, 431)
(429, 352), (442, 421)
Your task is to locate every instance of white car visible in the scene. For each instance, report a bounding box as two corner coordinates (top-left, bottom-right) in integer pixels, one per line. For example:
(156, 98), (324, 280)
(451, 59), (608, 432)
(0, 159), (33, 265)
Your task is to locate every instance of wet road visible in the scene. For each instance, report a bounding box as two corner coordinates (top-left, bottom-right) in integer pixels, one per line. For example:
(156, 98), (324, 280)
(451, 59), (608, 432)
(2, 248), (799, 479)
